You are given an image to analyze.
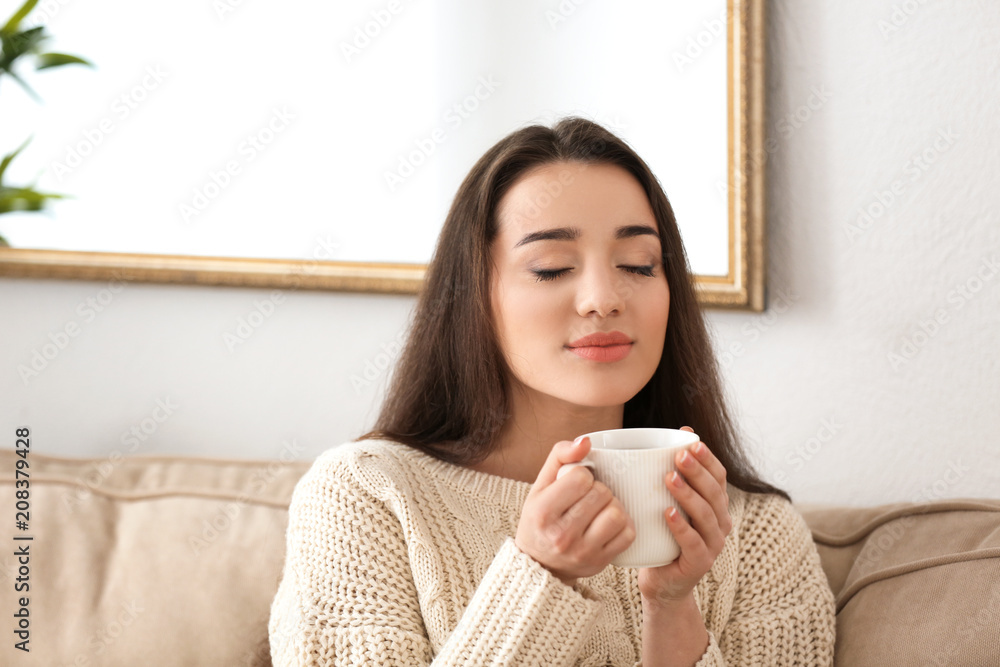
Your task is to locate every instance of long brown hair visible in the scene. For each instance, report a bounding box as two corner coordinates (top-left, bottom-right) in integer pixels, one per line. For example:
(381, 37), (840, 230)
(359, 117), (787, 499)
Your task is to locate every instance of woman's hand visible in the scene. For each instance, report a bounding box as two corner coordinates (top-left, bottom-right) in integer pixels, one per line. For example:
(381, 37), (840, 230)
(515, 436), (636, 587)
(638, 427), (733, 607)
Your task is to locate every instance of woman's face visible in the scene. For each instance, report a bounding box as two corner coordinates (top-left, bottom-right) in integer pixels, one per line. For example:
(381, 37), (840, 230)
(489, 161), (670, 410)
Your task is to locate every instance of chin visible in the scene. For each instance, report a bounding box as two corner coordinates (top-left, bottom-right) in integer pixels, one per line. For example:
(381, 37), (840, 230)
(560, 384), (646, 409)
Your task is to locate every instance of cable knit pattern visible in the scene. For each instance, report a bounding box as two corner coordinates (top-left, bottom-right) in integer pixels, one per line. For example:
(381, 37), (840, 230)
(269, 439), (835, 666)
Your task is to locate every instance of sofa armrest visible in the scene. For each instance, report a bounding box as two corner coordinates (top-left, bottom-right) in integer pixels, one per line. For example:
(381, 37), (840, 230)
(798, 499), (1000, 666)
(0, 448), (311, 666)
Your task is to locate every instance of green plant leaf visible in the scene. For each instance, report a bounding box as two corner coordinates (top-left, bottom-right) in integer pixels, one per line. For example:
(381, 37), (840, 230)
(1, 0), (40, 35)
(1, 26), (47, 72)
(2, 26), (46, 57)
(0, 185), (67, 214)
(35, 52), (91, 70)
(0, 136), (34, 186)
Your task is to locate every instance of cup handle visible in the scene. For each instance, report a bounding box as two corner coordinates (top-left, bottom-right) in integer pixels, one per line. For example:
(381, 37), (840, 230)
(556, 460), (596, 480)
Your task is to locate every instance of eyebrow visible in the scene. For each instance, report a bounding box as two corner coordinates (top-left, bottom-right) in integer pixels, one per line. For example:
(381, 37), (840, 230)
(513, 224), (659, 249)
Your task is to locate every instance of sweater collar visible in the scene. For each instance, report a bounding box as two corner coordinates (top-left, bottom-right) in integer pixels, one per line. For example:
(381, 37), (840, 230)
(385, 440), (535, 506)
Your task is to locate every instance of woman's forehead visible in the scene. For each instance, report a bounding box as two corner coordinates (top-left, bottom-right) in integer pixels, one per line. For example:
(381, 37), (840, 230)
(494, 162), (657, 242)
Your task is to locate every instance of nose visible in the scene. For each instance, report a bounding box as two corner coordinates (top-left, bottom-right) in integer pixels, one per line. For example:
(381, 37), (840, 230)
(575, 264), (627, 318)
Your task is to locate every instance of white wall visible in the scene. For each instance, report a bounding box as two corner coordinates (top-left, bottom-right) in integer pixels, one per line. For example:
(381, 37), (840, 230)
(2, 0), (998, 506)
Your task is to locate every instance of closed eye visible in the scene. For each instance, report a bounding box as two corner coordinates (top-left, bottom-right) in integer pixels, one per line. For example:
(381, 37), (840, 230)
(532, 268), (570, 282)
(624, 265), (656, 278)
(531, 265), (657, 282)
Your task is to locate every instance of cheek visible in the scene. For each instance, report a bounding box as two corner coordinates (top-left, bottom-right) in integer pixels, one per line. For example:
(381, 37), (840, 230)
(644, 283), (670, 347)
(495, 283), (541, 343)
(499, 285), (567, 362)
(506, 285), (556, 334)
(660, 287), (670, 331)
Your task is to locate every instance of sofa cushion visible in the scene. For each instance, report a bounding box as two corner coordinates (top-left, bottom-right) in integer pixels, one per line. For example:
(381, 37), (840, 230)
(0, 448), (311, 666)
(799, 499), (1000, 667)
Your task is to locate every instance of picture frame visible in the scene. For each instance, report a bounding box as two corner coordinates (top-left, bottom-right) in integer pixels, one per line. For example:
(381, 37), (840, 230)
(0, 0), (765, 310)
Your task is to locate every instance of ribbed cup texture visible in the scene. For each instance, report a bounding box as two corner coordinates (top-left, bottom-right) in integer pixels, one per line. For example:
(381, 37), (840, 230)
(585, 429), (700, 568)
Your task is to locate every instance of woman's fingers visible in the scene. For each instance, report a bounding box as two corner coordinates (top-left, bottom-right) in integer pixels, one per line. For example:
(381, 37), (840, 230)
(667, 471), (726, 555)
(664, 505), (711, 566)
(531, 437), (591, 495)
(582, 497), (635, 555)
(536, 463), (597, 521)
(668, 449), (732, 553)
(678, 429), (727, 493)
(690, 440), (728, 492)
(677, 445), (731, 530)
(529, 472), (627, 564)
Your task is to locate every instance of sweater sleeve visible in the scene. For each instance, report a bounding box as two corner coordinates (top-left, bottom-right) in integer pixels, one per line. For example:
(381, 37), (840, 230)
(694, 494), (836, 666)
(269, 452), (604, 666)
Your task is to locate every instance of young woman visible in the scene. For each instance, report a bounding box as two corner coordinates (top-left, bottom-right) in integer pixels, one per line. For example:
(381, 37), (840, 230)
(269, 118), (836, 665)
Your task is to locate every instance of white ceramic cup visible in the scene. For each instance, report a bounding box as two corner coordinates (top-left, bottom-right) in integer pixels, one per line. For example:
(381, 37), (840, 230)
(556, 427), (700, 568)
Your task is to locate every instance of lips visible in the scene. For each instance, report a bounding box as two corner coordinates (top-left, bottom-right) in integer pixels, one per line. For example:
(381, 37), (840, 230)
(566, 331), (633, 362)
(568, 331), (632, 348)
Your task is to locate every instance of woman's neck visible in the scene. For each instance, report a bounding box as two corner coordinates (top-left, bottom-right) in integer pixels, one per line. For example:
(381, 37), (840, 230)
(468, 387), (624, 484)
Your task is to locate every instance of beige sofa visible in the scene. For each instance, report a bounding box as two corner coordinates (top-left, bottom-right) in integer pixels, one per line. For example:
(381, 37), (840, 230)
(2, 449), (998, 666)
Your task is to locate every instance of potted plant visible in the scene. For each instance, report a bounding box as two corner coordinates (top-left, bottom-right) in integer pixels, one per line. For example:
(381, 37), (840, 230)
(0, 0), (91, 246)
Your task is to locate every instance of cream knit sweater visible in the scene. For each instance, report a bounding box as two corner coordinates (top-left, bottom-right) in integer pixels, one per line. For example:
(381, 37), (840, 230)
(269, 439), (835, 666)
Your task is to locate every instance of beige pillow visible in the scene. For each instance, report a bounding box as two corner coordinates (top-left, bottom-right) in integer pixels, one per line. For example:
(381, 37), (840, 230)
(799, 499), (1000, 667)
(0, 448), (311, 666)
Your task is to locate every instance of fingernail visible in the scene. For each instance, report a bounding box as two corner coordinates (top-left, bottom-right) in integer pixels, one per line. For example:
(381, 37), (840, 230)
(670, 471), (684, 487)
(680, 451), (693, 467)
(573, 435), (587, 447)
(693, 441), (705, 455)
